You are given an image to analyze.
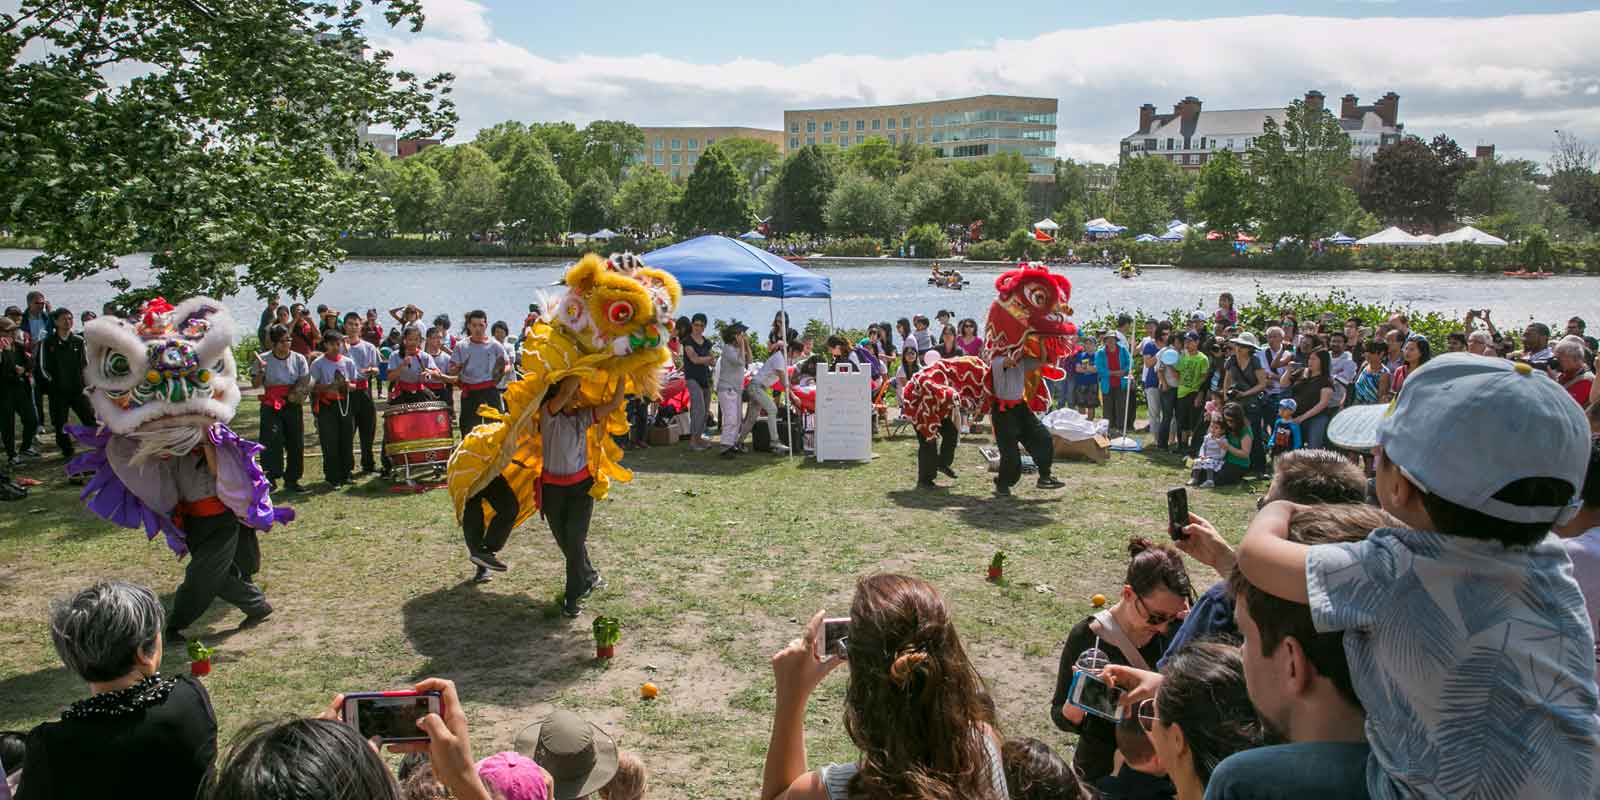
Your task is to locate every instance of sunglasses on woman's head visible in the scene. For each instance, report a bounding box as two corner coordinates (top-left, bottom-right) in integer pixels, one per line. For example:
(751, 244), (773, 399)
(1136, 698), (1158, 732)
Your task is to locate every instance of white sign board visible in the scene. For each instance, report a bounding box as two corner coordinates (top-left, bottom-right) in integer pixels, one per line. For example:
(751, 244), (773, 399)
(814, 364), (872, 462)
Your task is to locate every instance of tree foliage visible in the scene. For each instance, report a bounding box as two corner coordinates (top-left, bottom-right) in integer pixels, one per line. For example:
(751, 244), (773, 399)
(1361, 134), (1470, 233)
(824, 174), (901, 239)
(847, 137), (901, 182)
(568, 175), (615, 233)
(384, 156), (446, 236)
(578, 121), (644, 187)
(613, 168), (681, 236)
(1111, 156), (1178, 235)
(1187, 150), (1253, 236)
(501, 144), (568, 243)
(437, 145), (505, 238)
(674, 147), (751, 235)
(1249, 101), (1353, 244)
(713, 137), (783, 195)
(0, 0), (455, 302)
(771, 145), (837, 235)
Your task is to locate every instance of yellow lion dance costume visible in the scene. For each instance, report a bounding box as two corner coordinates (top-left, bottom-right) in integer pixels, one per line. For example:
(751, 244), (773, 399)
(447, 253), (682, 528)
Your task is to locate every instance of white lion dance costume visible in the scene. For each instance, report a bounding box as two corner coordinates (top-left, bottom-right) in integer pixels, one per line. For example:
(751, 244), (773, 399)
(69, 297), (294, 553)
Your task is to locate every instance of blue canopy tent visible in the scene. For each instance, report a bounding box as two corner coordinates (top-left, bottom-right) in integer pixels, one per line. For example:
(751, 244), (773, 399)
(644, 234), (836, 460)
(643, 234), (835, 331)
(1134, 233), (1159, 242)
(738, 230), (767, 241)
(1325, 232), (1357, 245)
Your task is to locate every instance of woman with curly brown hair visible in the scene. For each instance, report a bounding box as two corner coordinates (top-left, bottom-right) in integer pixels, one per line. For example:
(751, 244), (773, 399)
(759, 574), (1008, 800)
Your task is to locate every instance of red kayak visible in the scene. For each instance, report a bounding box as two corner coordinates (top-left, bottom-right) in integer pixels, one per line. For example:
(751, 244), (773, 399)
(1503, 270), (1553, 279)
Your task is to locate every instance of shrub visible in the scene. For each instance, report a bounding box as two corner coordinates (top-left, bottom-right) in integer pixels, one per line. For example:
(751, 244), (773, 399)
(966, 240), (1006, 262)
(1003, 228), (1042, 260)
(902, 224), (950, 259)
(821, 236), (882, 257)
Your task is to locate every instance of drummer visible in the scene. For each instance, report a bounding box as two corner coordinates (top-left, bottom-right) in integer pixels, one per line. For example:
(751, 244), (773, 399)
(252, 324), (311, 494)
(342, 312), (381, 474)
(386, 325), (442, 406)
(422, 326), (458, 420)
(448, 309), (510, 436)
(309, 331), (359, 487)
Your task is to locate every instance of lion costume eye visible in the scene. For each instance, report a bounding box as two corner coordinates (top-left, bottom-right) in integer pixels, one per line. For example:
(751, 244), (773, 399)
(606, 301), (635, 325)
(104, 351), (130, 378)
(1025, 285), (1051, 308)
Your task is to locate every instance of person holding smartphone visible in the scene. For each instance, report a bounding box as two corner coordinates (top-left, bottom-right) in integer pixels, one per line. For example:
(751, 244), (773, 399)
(541, 373), (628, 618)
(1050, 537), (1192, 782)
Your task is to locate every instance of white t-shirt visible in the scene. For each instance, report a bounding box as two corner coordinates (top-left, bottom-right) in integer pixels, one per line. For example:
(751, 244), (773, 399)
(752, 349), (787, 390)
(1564, 526), (1600, 684)
(1329, 351), (1357, 406)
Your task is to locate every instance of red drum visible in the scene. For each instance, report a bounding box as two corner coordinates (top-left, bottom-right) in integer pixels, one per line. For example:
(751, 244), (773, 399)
(383, 401), (453, 479)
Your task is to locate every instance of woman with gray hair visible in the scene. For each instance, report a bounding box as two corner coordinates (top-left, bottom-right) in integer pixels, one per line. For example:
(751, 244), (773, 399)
(1555, 336), (1594, 407)
(15, 581), (216, 800)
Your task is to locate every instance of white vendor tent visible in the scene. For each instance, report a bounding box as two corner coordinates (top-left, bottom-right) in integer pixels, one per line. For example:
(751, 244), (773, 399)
(1033, 218), (1060, 231)
(1356, 227), (1434, 247)
(1435, 226), (1509, 246)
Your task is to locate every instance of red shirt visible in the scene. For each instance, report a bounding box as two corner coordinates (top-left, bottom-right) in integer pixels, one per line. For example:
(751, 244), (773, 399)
(290, 320), (318, 356)
(1561, 370), (1593, 407)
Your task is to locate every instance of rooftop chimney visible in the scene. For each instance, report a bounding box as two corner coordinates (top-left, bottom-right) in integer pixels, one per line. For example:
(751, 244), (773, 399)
(1375, 92), (1400, 128)
(1175, 96), (1202, 126)
(1476, 144), (1496, 162)
(1341, 94), (1359, 119)
(1304, 90), (1325, 113)
(1139, 103), (1156, 134)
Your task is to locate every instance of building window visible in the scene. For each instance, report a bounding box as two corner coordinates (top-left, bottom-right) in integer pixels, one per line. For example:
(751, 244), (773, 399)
(672, 169), (680, 179)
(652, 153), (663, 166)
(806, 136), (815, 146)
(1199, 137), (1206, 149)
(790, 137), (799, 149)
(889, 134), (897, 144)
(671, 139), (680, 150)
(856, 120), (865, 131)
(805, 120), (816, 133)
(687, 138), (697, 150)
(689, 154), (697, 165)
(917, 133), (925, 144)
(823, 134), (832, 144)
(1166, 138), (1174, 150)
(654, 138), (663, 150)
(871, 119), (880, 130)
(839, 138), (849, 148)
(856, 135), (864, 145)
(1226, 138), (1234, 149)
(789, 123), (798, 133)
(839, 120), (848, 133)
(902, 116), (912, 129)
(823, 121), (833, 132)
(886, 118), (896, 130)
(671, 153), (680, 165)
(706, 137), (715, 147)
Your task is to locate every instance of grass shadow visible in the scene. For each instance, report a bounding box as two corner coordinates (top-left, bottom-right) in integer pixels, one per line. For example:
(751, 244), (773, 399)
(401, 583), (598, 705)
(0, 665), (82, 727)
(884, 488), (1059, 532)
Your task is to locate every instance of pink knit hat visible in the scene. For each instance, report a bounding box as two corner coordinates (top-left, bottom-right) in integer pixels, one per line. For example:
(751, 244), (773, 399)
(476, 751), (552, 800)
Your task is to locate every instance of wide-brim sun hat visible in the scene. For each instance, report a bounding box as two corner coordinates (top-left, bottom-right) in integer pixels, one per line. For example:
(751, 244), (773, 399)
(1332, 353), (1589, 524)
(1228, 332), (1263, 350)
(513, 711), (619, 800)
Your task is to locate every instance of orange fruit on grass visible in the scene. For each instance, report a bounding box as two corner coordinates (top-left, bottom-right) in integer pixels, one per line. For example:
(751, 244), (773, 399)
(1091, 594), (1107, 608)
(640, 682), (659, 700)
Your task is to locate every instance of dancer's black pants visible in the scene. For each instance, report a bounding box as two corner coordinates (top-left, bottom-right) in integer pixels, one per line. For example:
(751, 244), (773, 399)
(993, 403), (1053, 489)
(463, 475), (519, 556)
(544, 478), (597, 607)
(916, 418), (958, 485)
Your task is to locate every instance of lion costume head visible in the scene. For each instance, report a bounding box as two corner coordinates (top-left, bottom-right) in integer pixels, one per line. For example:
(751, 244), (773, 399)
(984, 262), (1077, 411)
(448, 253), (682, 527)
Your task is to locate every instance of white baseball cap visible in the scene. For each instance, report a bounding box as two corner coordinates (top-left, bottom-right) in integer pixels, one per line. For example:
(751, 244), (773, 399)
(1328, 353), (1588, 524)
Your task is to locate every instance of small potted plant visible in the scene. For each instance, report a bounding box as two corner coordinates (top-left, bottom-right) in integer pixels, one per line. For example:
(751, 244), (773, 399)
(187, 640), (215, 677)
(593, 616), (621, 660)
(987, 551), (1006, 582)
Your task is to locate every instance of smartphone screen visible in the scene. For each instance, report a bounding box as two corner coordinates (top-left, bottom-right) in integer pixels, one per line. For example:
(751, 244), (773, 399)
(1071, 671), (1124, 720)
(1167, 487), (1189, 540)
(345, 692), (439, 742)
(821, 618), (850, 661)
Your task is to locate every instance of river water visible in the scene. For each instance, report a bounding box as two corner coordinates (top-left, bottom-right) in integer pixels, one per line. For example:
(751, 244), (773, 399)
(2, 250), (1580, 332)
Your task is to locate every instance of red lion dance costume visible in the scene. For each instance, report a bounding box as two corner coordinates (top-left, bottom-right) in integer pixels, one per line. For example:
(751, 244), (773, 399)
(900, 262), (1076, 490)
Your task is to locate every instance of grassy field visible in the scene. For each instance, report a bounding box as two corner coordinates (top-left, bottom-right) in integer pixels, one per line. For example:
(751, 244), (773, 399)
(0, 401), (1263, 797)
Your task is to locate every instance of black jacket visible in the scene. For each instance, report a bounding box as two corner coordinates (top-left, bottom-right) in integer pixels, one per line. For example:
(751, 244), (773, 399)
(16, 674), (217, 800)
(1, 341), (31, 390)
(38, 332), (87, 396)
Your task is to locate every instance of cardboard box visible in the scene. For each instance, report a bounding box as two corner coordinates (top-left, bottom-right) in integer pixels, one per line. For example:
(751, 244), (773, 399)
(648, 425), (677, 446)
(1053, 434), (1111, 464)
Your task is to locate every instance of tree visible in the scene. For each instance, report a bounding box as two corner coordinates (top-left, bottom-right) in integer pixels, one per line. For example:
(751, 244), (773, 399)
(501, 145), (568, 243)
(847, 136), (900, 181)
(387, 157), (446, 236)
(529, 122), (585, 185)
(1187, 150), (1253, 236)
(962, 171), (1029, 237)
(771, 145), (837, 235)
(1362, 134), (1470, 232)
(474, 121), (534, 168)
(895, 161), (952, 226)
(0, 0), (455, 303)
(896, 139), (935, 174)
(434, 145), (504, 238)
(674, 147), (751, 235)
(1457, 157), (1541, 219)
(824, 174), (901, 238)
(1249, 100), (1353, 244)
(1548, 131), (1600, 228)
(568, 174), (615, 233)
(613, 169), (681, 237)
(1110, 156), (1173, 235)
(712, 137), (782, 196)
(1052, 201), (1086, 242)
(578, 121), (644, 186)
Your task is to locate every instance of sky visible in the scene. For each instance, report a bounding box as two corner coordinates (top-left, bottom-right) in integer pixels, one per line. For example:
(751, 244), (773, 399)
(366, 1), (1600, 165)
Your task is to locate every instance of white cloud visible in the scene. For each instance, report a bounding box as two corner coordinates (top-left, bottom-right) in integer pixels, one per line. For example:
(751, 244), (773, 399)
(374, 9), (1600, 164)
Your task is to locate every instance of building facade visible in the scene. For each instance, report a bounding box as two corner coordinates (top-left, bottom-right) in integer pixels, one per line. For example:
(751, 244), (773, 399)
(782, 95), (1058, 180)
(1120, 90), (1404, 172)
(635, 126), (786, 180)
